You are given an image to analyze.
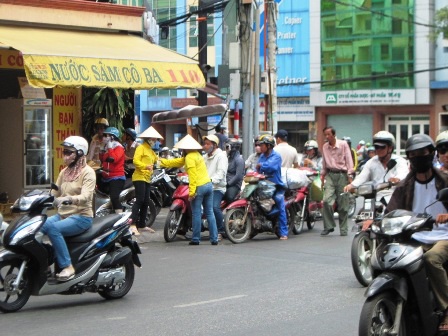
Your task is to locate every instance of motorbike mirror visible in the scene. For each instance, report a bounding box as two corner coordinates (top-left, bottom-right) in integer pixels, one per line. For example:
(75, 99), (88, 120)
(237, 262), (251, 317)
(437, 188), (448, 203)
(51, 183), (59, 191)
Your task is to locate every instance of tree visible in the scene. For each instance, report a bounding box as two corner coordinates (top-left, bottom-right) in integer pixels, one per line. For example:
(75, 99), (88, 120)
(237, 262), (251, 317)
(82, 87), (134, 141)
(430, 6), (448, 42)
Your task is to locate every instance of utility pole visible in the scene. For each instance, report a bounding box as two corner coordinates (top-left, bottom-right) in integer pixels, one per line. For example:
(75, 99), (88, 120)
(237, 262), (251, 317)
(198, 0), (208, 107)
(266, 0), (277, 134)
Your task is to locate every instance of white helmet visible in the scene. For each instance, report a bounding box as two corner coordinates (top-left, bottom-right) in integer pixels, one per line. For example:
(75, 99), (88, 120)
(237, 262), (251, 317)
(373, 131), (395, 147)
(304, 140), (318, 150)
(61, 136), (89, 156)
(436, 130), (448, 147)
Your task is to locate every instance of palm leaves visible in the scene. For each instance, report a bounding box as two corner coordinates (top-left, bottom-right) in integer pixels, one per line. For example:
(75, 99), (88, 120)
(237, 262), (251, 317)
(82, 87), (134, 141)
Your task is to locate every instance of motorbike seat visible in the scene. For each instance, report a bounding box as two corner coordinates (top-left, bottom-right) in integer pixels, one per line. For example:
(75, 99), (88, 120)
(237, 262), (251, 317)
(66, 214), (122, 243)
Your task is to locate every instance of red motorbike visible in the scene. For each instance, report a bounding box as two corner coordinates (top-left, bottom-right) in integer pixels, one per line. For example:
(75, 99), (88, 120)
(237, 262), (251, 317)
(163, 173), (229, 242)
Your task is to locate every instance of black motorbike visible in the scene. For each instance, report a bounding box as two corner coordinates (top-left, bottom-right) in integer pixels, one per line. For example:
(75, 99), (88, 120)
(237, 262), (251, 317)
(0, 187), (141, 313)
(358, 188), (448, 336)
(149, 168), (178, 214)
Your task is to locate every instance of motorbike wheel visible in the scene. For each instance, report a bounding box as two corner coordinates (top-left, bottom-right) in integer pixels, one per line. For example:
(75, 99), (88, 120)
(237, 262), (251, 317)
(359, 291), (407, 336)
(288, 204), (304, 235)
(351, 231), (375, 287)
(0, 259), (32, 313)
(224, 208), (252, 244)
(306, 208), (315, 230)
(348, 194), (356, 218)
(98, 258), (135, 300)
(164, 209), (182, 242)
(142, 199), (157, 228)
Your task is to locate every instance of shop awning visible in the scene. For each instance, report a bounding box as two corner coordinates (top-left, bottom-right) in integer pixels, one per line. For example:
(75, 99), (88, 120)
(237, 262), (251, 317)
(152, 104), (227, 124)
(0, 25), (205, 90)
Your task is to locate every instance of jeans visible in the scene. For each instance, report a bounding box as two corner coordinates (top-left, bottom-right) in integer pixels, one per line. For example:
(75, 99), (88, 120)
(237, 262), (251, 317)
(273, 188), (288, 237)
(40, 214), (92, 268)
(213, 190), (225, 233)
(131, 181), (151, 227)
(191, 182), (218, 243)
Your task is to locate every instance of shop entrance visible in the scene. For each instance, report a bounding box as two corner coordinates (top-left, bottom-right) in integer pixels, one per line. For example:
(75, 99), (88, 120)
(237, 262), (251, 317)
(386, 115), (430, 156)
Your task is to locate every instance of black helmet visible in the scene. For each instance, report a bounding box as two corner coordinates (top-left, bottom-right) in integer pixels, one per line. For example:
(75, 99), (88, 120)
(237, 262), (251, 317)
(258, 134), (276, 147)
(405, 134), (435, 155)
(226, 138), (242, 152)
(124, 128), (137, 141)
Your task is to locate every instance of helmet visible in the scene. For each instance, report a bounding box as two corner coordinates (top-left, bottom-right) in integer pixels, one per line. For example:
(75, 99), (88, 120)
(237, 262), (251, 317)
(304, 140), (318, 150)
(124, 128), (137, 141)
(373, 131), (395, 147)
(405, 134), (435, 154)
(61, 136), (88, 156)
(161, 147), (170, 152)
(226, 138), (242, 151)
(95, 118), (109, 127)
(366, 146), (375, 153)
(359, 140), (365, 145)
(104, 127), (120, 140)
(436, 131), (448, 148)
(253, 135), (261, 145)
(202, 134), (220, 146)
(342, 136), (351, 142)
(258, 134), (276, 147)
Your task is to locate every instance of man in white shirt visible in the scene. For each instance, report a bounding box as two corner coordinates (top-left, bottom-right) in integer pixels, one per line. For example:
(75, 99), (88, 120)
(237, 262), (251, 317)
(273, 129), (299, 168)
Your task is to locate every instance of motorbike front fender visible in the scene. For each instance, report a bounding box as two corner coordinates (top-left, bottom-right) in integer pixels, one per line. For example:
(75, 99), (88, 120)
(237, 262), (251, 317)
(225, 199), (248, 210)
(170, 199), (187, 212)
(0, 249), (28, 263)
(365, 272), (408, 301)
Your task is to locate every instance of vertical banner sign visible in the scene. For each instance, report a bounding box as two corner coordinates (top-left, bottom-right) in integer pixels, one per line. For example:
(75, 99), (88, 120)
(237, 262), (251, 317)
(52, 87), (82, 180)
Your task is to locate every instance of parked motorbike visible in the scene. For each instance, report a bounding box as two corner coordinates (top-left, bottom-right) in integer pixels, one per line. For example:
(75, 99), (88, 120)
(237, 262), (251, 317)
(358, 188), (448, 336)
(150, 167), (178, 211)
(163, 173), (228, 242)
(0, 186), (141, 313)
(350, 159), (397, 287)
(95, 171), (157, 229)
(223, 172), (294, 244)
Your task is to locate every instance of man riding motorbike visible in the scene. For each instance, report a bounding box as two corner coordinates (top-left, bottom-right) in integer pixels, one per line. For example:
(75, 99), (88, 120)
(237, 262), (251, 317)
(436, 130), (448, 174)
(343, 131), (408, 197)
(386, 133), (448, 333)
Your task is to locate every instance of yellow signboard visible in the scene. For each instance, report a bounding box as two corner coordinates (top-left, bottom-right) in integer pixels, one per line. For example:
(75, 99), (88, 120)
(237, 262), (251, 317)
(0, 50), (23, 69)
(52, 87), (82, 180)
(24, 55), (206, 89)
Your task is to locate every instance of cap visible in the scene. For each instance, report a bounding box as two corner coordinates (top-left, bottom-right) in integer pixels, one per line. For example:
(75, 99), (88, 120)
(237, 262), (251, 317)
(202, 134), (220, 146)
(274, 129), (288, 139)
(138, 126), (164, 139)
(174, 134), (203, 150)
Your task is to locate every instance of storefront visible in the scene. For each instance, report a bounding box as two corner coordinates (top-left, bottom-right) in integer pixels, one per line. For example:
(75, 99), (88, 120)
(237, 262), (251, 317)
(0, 25), (205, 200)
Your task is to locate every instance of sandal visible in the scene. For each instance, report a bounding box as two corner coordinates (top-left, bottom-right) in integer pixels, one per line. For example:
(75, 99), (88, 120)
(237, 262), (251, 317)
(140, 227), (155, 233)
(129, 225), (140, 236)
(279, 236), (288, 240)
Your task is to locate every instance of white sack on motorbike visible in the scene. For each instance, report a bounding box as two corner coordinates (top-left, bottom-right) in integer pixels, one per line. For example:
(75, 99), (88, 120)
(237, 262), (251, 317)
(281, 168), (309, 190)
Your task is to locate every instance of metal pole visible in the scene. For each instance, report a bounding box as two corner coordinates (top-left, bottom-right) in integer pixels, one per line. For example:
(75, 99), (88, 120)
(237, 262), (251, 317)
(198, 0), (208, 107)
(254, 2), (260, 136)
(267, 0), (277, 134)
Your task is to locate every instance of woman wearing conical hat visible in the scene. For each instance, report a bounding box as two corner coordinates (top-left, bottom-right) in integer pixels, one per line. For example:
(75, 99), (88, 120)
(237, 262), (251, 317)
(160, 134), (218, 245)
(128, 126), (163, 235)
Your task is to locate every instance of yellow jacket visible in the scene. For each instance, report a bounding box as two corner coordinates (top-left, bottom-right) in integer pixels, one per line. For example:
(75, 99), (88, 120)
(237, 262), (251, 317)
(161, 151), (210, 197)
(132, 142), (157, 182)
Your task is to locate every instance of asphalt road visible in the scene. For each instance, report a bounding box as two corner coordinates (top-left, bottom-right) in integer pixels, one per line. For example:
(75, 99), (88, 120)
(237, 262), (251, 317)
(1, 207), (366, 336)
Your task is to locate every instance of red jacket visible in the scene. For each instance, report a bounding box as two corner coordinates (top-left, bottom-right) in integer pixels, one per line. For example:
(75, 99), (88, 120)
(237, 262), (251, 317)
(99, 143), (125, 179)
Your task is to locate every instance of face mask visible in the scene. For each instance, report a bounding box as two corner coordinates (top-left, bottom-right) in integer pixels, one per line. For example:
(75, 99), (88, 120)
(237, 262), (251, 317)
(409, 154), (433, 173)
(205, 146), (214, 155)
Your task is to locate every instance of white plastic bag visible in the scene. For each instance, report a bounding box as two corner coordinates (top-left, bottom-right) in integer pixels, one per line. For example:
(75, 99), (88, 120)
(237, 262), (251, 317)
(281, 168), (309, 190)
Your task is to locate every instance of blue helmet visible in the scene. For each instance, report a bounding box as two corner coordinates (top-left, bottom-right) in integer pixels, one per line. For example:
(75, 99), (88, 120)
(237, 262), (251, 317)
(124, 128), (137, 141)
(104, 127), (120, 140)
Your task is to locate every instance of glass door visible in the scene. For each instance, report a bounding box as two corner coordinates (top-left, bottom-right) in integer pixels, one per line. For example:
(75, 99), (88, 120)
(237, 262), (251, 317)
(24, 100), (52, 188)
(386, 115), (429, 156)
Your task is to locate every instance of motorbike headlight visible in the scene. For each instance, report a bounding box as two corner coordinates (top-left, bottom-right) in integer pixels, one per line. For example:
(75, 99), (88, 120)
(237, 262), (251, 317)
(14, 195), (42, 212)
(180, 175), (189, 184)
(380, 215), (412, 235)
(10, 216), (43, 245)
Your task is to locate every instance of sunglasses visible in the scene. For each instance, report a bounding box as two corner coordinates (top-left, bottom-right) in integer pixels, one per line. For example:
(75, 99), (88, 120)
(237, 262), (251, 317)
(438, 147), (448, 155)
(374, 145), (386, 150)
(62, 149), (76, 156)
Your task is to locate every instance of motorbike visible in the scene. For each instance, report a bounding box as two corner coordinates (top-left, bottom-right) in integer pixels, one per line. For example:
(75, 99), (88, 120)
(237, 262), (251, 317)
(284, 168), (320, 235)
(350, 159), (397, 287)
(95, 169), (157, 229)
(0, 186), (142, 313)
(163, 173), (228, 242)
(358, 188), (448, 336)
(150, 167), (178, 211)
(223, 172), (294, 244)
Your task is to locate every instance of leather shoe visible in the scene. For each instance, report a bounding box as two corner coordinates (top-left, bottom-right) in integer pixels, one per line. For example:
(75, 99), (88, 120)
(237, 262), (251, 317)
(211, 241), (218, 245)
(189, 241), (200, 245)
(320, 228), (334, 236)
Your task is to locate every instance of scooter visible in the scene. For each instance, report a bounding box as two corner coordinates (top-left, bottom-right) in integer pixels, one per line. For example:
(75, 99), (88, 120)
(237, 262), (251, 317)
(358, 188), (448, 336)
(0, 186), (141, 313)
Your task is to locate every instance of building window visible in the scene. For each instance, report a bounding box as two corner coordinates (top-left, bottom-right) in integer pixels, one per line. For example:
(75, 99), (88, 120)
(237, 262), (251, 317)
(320, 0), (414, 90)
(188, 6), (215, 49)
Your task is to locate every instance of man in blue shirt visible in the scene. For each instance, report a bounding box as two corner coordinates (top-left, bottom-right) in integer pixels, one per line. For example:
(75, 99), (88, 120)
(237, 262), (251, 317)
(256, 134), (288, 240)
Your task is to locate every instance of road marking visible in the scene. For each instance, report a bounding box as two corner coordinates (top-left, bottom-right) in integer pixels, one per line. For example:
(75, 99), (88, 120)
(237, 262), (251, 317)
(174, 295), (247, 308)
(107, 317), (127, 320)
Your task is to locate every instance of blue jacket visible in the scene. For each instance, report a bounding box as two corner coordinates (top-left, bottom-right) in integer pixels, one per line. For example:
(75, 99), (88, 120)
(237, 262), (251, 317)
(257, 150), (285, 187)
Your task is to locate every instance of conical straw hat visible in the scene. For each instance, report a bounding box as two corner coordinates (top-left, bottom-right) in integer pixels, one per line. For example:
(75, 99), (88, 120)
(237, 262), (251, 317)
(174, 134), (203, 150)
(138, 126), (164, 139)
